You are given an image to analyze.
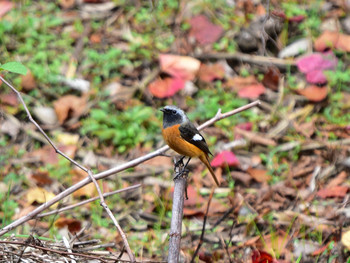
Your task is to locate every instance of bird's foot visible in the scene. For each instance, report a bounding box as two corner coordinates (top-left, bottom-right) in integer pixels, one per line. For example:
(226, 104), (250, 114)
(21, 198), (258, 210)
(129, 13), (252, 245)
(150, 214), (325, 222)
(174, 156), (185, 170)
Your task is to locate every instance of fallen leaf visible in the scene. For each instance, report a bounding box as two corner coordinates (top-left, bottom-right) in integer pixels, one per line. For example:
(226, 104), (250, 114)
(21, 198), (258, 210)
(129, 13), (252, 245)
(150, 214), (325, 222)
(341, 230), (350, 250)
(29, 170), (53, 186)
(72, 168), (96, 198)
(237, 83), (266, 99)
(296, 85), (328, 102)
(53, 95), (87, 124)
(306, 70), (327, 84)
(197, 63), (225, 83)
(21, 70), (36, 91)
(247, 167), (271, 183)
(90, 33), (101, 44)
(0, 93), (18, 107)
(211, 151), (239, 168)
(328, 171), (347, 188)
(159, 54), (200, 81)
(262, 67), (280, 91)
(252, 250), (277, 263)
(56, 132), (80, 145)
(148, 77), (185, 98)
(26, 187), (57, 208)
(54, 217), (82, 233)
(297, 52), (338, 74)
(317, 185), (348, 199)
(189, 15), (224, 45)
(236, 122), (253, 131)
(0, 0), (13, 18)
(314, 30), (350, 52)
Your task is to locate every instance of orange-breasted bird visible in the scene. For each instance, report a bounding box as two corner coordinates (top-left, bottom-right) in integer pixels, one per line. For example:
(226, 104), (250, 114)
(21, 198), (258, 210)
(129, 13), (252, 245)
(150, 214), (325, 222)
(160, 105), (219, 186)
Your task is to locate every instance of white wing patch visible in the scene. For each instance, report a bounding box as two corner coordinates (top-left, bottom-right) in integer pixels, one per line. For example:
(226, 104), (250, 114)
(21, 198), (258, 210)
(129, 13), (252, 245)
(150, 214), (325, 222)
(192, 134), (203, 141)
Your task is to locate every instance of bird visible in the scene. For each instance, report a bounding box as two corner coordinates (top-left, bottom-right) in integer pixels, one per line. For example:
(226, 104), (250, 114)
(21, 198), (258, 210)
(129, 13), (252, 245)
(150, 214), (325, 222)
(160, 105), (219, 186)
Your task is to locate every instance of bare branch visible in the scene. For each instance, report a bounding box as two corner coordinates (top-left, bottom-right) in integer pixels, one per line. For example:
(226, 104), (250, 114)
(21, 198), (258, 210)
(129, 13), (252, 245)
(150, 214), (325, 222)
(86, 170), (135, 262)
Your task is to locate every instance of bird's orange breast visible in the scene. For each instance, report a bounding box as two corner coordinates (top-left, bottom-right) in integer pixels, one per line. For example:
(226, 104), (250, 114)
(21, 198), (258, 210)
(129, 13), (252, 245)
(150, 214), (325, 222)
(162, 124), (203, 158)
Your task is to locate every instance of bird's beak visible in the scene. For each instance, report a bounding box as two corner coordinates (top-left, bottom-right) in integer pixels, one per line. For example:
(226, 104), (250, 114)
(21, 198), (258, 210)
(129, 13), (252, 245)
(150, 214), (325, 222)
(160, 108), (165, 112)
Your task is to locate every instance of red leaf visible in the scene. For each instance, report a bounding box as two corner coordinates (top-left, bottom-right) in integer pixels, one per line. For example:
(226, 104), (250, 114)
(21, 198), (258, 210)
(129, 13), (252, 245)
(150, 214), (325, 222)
(211, 151), (239, 168)
(296, 85), (328, 102)
(297, 52), (337, 74)
(237, 83), (266, 99)
(236, 122), (253, 131)
(0, 1), (13, 18)
(317, 186), (349, 199)
(288, 15), (305, 22)
(252, 250), (277, 263)
(148, 77), (185, 98)
(306, 70), (327, 84)
(189, 15), (224, 45)
(159, 54), (200, 81)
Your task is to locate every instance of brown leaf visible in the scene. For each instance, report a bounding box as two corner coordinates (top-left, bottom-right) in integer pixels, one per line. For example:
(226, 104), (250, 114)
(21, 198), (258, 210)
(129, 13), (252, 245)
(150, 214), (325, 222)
(53, 95), (87, 124)
(54, 217), (82, 233)
(247, 167), (271, 183)
(226, 76), (257, 91)
(317, 185), (348, 199)
(328, 171), (347, 188)
(314, 30), (350, 52)
(21, 70), (36, 91)
(262, 67), (280, 91)
(29, 170), (53, 186)
(72, 168), (96, 198)
(296, 85), (328, 102)
(198, 63), (225, 83)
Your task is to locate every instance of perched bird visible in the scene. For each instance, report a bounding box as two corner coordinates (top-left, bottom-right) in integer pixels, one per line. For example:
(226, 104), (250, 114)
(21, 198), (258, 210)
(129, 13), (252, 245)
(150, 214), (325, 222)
(160, 105), (219, 186)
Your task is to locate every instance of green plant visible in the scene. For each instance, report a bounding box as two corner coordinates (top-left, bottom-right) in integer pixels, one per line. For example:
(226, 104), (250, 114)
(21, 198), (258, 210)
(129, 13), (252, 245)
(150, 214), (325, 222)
(0, 185), (19, 227)
(81, 103), (160, 153)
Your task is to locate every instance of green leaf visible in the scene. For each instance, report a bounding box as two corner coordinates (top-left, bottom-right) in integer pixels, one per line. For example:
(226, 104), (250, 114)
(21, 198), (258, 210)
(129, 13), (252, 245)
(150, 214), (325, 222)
(0, 62), (28, 75)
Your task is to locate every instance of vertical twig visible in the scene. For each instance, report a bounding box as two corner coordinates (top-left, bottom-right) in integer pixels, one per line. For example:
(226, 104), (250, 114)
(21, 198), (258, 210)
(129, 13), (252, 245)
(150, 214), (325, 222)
(190, 188), (215, 263)
(168, 171), (187, 263)
(87, 170), (135, 262)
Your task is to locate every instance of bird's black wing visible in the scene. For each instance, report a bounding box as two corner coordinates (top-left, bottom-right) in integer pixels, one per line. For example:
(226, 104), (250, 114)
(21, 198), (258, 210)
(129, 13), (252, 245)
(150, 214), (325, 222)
(179, 122), (212, 155)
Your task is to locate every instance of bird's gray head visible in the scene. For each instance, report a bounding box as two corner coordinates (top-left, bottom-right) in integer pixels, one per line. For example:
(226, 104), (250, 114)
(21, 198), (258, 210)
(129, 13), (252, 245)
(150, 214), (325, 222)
(160, 105), (189, 128)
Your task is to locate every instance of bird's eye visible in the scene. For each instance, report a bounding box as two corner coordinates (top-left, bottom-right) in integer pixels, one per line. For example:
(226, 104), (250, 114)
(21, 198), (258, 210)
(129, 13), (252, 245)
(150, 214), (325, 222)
(171, 110), (176, 114)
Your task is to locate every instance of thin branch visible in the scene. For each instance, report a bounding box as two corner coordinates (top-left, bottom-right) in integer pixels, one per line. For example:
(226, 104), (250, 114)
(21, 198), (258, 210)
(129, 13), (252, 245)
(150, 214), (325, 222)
(190, 189), (215, 263)
(195, 52), (295, 69)
(38, 184), (141, 218)
(0, 75), (259, 237)
(86, 170), (135, 262)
